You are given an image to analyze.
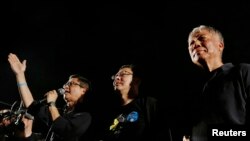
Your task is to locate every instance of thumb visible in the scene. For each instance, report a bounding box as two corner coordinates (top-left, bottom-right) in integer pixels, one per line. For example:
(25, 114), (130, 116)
(23, 60), (27, 67)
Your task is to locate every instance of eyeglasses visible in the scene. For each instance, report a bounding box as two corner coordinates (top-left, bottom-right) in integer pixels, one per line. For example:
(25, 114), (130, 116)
(111, 72), (133, 80)
(63, 81), (82, 87)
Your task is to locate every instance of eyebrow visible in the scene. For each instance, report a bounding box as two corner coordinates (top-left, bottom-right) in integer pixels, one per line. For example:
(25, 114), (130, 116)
(119, 70), (132, 73)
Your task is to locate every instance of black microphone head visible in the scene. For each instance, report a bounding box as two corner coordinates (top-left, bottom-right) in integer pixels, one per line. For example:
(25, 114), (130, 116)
(57, 88), (65, 95)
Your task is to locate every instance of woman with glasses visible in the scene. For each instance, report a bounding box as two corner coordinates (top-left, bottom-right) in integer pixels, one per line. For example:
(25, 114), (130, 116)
(100, 64), (172, 141)
(7, 53), (92, 141)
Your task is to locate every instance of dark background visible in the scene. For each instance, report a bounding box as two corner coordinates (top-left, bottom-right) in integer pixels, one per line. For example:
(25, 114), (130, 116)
(1, 1), (250, 140)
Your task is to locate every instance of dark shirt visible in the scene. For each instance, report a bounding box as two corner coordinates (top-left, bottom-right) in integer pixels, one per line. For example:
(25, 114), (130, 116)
(101, 96), (171, 141)
(27, 101), (91, 141)
(192, 63), (250, 141)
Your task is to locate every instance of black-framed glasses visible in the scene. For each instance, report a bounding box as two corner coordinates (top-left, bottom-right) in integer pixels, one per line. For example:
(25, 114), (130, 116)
(63, 81), (82, 87)
(111, 72), (133, 80)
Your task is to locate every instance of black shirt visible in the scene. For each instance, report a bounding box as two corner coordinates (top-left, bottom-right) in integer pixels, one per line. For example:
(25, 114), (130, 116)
(27, 101), (91, 141)
(192, 63), (250, 141)
(101, 96), (169, 141)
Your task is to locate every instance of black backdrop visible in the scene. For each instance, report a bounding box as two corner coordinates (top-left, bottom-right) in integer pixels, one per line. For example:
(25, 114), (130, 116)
(1, 1), (250, 140)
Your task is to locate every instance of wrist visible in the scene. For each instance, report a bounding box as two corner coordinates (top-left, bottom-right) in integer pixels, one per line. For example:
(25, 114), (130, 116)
(47, 101), (56, 107)
(17, 82), (27, 87)
(24, 131), (32, 138)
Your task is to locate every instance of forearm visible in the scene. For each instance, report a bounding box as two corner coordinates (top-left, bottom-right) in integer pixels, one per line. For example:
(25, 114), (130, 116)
(48, 102), (60, 121)
(24, 127), (32, 138)
(16, 73), (34, 108)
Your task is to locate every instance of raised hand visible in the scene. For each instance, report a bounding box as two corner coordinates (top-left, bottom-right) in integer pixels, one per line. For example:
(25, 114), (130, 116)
(8, 53), (27, 75)
(7, 53), (34, 108)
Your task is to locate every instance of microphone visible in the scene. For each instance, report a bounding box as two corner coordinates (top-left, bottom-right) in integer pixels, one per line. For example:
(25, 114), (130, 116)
(38, 88), (65, 104)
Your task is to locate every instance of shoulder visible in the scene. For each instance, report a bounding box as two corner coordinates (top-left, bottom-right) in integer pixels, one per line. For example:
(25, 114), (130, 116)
(73, 112), (92, 119)
(135, 96), (158, 110)
(136, 96), (157, 104)
(237, 63), (250, 69)
(145, 96), (158, 105)
(234, 63), (250, 74)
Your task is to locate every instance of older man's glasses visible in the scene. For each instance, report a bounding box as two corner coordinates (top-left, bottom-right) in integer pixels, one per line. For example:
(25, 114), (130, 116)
(111, 72), (133, 80)
(63, 82), (82, 87)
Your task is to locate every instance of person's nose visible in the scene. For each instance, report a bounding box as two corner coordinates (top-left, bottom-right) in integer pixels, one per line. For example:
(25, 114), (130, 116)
(116, 75), (122, 80)
(193, 40), (202, 49)
(63, 84), (69, 90)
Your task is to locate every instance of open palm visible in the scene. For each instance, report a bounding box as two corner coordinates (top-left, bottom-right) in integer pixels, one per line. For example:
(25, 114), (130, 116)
(8, 53), (26, 75)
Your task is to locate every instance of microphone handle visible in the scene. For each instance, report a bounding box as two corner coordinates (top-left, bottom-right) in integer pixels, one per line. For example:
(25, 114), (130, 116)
(38, 98), (47, 104)
(38, 88), (65, 104)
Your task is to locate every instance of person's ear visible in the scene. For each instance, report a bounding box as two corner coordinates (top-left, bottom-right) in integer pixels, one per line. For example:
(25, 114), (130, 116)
(218, 41), (224, 52)
(81, 87), (87, 95)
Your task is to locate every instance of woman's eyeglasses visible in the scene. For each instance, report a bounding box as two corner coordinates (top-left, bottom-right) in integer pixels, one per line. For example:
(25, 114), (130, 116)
(111, 72), (133, 80)
(63, 82), (82, 87)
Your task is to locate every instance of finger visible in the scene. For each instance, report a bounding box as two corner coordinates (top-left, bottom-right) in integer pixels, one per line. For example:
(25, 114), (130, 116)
(23, 60), (27, 66)
(8, 53), (20, 63)
(52, 90), (57, 94)
(8, 53), (15, 63)
(11, 53), (21, 63)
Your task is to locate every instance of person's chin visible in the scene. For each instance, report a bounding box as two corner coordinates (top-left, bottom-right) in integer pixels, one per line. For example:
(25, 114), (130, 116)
(114, 85), (120, 90)
(194, 54), (207, 62)
(66, 102), (73, 107)
(114, 87), (119, 91)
